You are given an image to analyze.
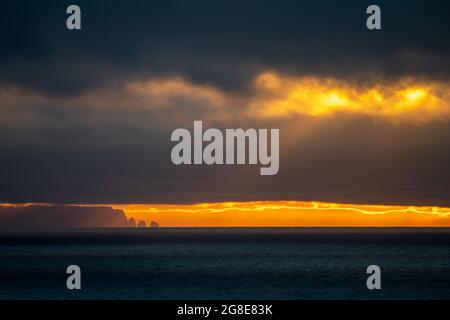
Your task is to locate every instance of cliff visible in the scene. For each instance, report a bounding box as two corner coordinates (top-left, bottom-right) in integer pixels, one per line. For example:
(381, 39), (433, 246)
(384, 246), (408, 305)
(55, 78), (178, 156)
(0, 205), (129, 231)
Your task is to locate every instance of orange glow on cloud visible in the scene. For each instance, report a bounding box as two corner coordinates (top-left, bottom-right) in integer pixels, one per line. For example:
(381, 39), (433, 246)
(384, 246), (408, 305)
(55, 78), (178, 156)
(3, 71), (450, 126)
(124, 77), (226, 108)
(249, 72), (450, 124)
(113, 201), (450, 227)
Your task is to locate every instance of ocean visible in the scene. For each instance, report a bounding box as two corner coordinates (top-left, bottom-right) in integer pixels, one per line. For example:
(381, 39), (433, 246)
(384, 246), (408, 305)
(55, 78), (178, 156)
(0, 228), (449, 299)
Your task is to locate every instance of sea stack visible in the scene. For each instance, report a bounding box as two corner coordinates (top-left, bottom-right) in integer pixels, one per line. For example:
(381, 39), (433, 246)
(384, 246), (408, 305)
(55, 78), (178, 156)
(128, 217), (137, 228)
(150, 221), (160, 228)
(137, 220), (147, 228)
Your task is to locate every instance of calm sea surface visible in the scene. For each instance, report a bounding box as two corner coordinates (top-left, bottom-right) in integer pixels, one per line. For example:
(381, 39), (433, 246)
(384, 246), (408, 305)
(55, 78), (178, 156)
(0, 228), (449, 299)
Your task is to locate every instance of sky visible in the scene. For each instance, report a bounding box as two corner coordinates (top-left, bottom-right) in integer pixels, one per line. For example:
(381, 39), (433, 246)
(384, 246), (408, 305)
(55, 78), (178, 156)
(0, 1), (450, 226)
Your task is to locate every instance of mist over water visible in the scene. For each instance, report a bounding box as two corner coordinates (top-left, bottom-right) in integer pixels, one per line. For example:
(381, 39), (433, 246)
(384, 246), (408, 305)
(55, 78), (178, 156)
(0, 228), (449, 299)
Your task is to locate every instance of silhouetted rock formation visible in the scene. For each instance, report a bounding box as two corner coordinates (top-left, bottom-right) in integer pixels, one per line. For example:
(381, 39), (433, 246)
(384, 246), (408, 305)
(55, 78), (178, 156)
(150, 221), (160, 228)
(0, 205), (128, 231)
(128, 217), (137, 228)
(137, 220), (147, 228)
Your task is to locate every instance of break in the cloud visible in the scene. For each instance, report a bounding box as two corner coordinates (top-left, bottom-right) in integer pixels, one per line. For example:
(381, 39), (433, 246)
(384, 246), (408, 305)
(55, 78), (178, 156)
(250, 72), (450, 124)
(115, 201), (450, 227)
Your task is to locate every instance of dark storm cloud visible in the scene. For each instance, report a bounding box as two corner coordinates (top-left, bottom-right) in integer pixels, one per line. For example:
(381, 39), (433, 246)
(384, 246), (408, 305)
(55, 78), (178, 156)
(1, 0), (449, 95)
(0, 0), (450, 206)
